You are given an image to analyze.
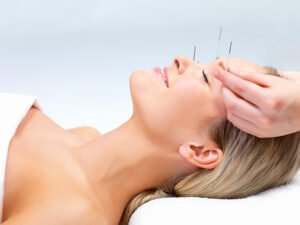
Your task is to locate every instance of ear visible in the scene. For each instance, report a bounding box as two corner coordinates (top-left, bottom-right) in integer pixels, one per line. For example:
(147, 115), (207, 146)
(179, 142), (223, 169)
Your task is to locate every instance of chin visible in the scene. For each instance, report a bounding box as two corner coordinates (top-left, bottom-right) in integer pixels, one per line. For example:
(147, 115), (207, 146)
(129, 69), (162, 98)
(129, 70), (151, 117)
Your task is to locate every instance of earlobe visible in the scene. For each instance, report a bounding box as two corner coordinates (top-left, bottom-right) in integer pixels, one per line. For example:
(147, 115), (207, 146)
(179, 143), (223, 169)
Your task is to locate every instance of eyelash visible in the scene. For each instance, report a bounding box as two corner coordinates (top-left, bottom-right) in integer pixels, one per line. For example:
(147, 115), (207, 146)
(202, 70), (209, 84)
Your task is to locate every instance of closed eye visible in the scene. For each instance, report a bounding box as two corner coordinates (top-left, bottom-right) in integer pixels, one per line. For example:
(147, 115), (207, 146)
(202, 70), (209, 85)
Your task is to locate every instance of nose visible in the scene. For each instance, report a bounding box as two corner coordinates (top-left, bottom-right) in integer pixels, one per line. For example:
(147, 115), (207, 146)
(172, 56), (192, 75)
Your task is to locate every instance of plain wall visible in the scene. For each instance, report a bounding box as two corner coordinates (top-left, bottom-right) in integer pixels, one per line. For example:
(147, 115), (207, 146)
(0, 0), (299, 132)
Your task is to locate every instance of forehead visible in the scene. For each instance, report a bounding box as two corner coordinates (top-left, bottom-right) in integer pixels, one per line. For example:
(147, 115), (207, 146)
(213, 58), (266, 74)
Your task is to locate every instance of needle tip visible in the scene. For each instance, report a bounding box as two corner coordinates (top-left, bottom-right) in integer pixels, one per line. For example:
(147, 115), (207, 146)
(193, 46), (197, 61)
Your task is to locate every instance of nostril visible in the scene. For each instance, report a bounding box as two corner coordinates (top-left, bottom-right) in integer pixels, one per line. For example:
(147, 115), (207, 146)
(174, 59), (180, 69)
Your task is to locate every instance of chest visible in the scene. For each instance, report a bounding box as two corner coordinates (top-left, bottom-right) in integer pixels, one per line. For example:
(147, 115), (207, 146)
(3, 139), (108, 224)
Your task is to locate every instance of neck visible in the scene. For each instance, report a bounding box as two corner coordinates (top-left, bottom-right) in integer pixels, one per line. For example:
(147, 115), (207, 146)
(73, 116), (194, 224)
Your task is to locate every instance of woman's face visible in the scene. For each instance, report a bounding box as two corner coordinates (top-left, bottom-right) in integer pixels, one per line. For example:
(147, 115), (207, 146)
(129, 56), (266, 145)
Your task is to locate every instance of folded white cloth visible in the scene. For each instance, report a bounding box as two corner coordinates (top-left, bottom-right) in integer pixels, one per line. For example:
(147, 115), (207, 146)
(130, 171), (300, 225)
(0, 93), (41, 222)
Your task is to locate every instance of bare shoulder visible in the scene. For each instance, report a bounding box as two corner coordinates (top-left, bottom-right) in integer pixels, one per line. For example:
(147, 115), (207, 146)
(68, 126), (102, 142)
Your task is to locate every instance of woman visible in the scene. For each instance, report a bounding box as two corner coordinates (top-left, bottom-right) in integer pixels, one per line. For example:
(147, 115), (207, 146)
(1, 56), (299, 225)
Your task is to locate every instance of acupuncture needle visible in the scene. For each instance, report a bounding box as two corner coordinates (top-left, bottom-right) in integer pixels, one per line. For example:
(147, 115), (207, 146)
(192, 46), (197, 77)
(193, 45), (196, 61)
(216, 26), (223, 59)
(226, 41), (232, 71)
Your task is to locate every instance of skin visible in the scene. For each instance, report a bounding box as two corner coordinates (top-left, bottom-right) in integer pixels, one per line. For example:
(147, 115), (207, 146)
(2, 56), (270, 225)
(211, 67), (300, 137)
(68, 126), (102, 141)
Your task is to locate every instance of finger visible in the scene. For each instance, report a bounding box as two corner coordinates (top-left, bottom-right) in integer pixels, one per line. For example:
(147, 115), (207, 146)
(280, 71), (300, 82)
(228, 67), (278, 87)
(222, 87), (264, 122)
(227, 111), (261, 137)
(213, 69), (268, 108)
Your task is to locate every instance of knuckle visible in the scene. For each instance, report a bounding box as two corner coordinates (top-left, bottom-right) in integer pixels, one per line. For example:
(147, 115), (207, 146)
(232, 83), (246, 95)
(266, 95), (284, 111)
(260, 117), (275, 126)
(226, 101), (237, 111)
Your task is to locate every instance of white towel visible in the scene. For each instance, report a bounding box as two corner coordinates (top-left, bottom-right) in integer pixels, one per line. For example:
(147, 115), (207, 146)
(0, 93), (41, 222)
(130, 171), (300, 225)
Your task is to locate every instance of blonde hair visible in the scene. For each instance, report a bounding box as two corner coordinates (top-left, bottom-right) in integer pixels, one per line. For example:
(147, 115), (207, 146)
(119, 68), (300, 225)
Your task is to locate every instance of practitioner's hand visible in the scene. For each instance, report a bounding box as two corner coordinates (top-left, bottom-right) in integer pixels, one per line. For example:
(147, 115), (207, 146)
(211, 68), (300, 138)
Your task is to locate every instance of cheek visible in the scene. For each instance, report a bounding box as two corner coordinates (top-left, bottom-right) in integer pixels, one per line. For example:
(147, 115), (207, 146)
(129, 71), (220, 142)
(169, 81), (212, 122)
(211, 79), (227, 118)
(170, 78), (226, 131)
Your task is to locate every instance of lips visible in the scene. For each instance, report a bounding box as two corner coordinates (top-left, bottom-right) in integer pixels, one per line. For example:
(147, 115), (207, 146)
(153, 67), (169, 88)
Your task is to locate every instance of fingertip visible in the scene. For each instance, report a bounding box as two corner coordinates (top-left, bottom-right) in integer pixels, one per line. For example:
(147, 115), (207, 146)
(211, 70), (220, 79)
